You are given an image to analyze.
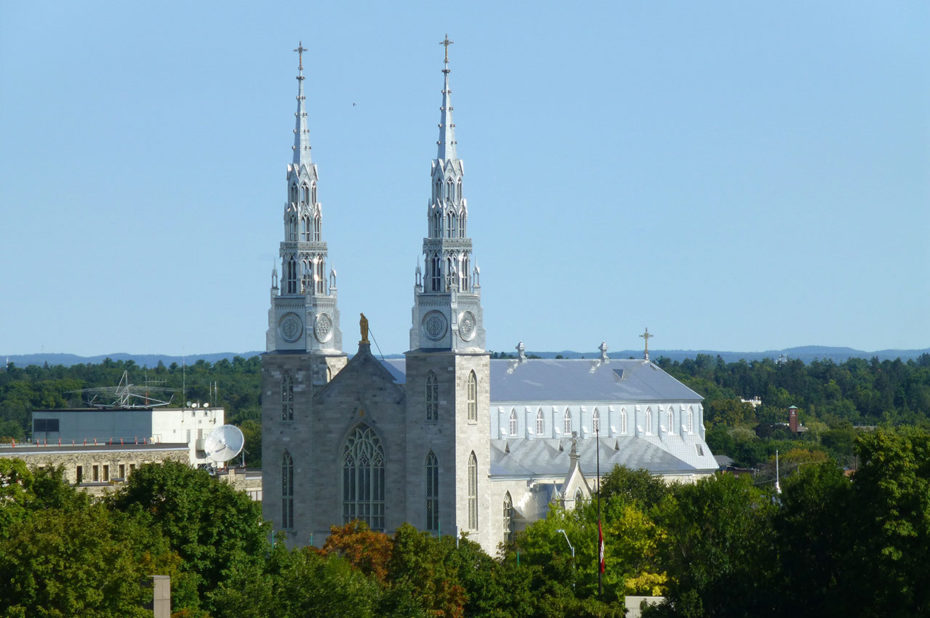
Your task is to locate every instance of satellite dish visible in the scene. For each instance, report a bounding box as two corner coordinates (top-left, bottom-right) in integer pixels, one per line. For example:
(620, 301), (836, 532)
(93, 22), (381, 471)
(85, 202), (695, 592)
(203, 425), (245, 463)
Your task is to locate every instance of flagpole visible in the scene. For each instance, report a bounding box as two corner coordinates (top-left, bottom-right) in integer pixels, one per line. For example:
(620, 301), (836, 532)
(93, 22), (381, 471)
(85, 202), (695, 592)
(596, 418), (603, 597)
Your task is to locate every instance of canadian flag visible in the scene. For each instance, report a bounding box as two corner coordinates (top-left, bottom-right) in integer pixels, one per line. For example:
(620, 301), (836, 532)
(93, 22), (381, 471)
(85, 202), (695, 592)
(598, 520), (606, 574)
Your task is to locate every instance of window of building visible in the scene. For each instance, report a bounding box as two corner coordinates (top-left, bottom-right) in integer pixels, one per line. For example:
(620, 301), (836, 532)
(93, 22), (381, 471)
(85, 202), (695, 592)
(92, 465), (99, 482)
(326, 367), (333, 383)
(313, 214), (321, 242)
(687, 409), (694, 434)
(509, 409), (518, 436)
(302, 216), (311, 241)
(563, 409), (572, 434)
(316, 260), (324, 293)
(301, 184), (309, 205)
(667, 410), (674, 434)
(311, 182), (317, 204)
(467, 371), (477, 421)
(646, 408), (652, 434)
(503, 492), (515, 543)
(118, 464), (125, 479)
(536, 409), (544, 435)
(289, 183), (298, 204)
(343, 424), (385, 531)
(76, 466), (83, 484)
(431, 254), (441, 291)
(33, 418), (59, 433)
(426, 371), (438, 421)
(102, 465), (109, 482)
(286, 258), (297, 294)
(129, 464), (135, 475)
(281, 374), (294, 421)
(282, 451), (294, 529)
(461, 255), (469, 291)
(426, 451), (439, 533)
(593, 408), (600, 433)
(467, 452), (478, 530)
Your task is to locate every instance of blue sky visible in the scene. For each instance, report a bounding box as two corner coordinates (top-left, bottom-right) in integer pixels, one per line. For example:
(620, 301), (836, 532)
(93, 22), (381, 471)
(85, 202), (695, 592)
(1, 2), (928, 357)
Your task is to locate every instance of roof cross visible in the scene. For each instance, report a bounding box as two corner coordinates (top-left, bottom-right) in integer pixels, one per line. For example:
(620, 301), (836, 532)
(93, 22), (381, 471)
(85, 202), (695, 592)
(294, 41), (307, 74)
(640, 328), (653, 361)
(440, 34), (453, 72)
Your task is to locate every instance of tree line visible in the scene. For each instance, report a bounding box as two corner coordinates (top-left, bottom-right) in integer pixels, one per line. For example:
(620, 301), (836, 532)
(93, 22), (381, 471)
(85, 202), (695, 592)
(3, 426), (929, 616)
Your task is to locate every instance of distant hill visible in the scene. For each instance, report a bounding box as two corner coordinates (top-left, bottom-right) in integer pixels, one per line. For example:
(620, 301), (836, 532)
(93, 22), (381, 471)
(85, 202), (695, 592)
(3, 346), (928, 368)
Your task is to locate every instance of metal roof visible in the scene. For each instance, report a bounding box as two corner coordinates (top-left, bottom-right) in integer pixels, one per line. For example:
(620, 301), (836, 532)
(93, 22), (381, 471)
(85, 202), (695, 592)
(490, 435), (716, 478)
(379, 357), (701, 403)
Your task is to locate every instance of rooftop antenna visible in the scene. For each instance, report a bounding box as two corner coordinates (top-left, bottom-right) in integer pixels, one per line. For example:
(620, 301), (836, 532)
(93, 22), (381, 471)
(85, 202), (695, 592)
(68, 370), (173, 408)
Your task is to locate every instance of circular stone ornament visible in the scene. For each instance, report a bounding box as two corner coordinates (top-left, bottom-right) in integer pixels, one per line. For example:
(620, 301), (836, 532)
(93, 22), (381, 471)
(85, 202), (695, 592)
(458, 310), (477, 341)
(279, 312), (303, 343)
(422, 311), (448, 342)
(314, 312), (334, 343)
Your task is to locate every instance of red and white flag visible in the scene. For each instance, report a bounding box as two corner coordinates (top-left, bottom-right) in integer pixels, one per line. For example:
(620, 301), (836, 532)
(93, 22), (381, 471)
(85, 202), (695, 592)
(598, 520), (606, 574)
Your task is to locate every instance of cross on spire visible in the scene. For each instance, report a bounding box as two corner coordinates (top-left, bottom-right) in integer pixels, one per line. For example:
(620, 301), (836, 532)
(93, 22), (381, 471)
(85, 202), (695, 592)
(440, 34), (453, 73)
(640, 328), (653, 361)
(294, 41), (307, 76)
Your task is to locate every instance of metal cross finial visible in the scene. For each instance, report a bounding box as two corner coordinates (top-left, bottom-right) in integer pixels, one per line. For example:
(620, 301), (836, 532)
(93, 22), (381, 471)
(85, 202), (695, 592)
(640, 328), (653, 361)
(440, 34), (453, 69)
(294, 41), (307, 72)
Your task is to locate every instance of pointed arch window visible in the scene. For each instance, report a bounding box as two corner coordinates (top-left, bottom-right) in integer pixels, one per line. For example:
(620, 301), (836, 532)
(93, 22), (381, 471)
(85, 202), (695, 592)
(563, 409), (572, 434)
(301, 184), (310, 205)
(285, 258), (297, 294)
(282, 451), (294, 529)
(509, 409), (518, 436)
(536, 409), (545, 435)
(426, 451), (439, 532)
(286, 214), (297, 242)
(574, 489), (584, 505)
(426, 371), (438, 422)
(431, 254), (441, 292)
(620, 409), (628, 434)
(316, 260), (325, 294)
(687, 408), (694, 434)
(281, 373), (294, 421)
(467, 371), (478, 421)
(289, 183), (298, 204)
(313, 214), (321, 241)
(311, 182), (317, 204)
(301, 216), (311, 241)
(446, 179), (454, 203)
(593, 408), (600, 433)
(503, 492), (515, 543)
(342, 424), (385, 531)
(646, 408), (653, 434)
(467, 451), (478, 530)
(461, 255), (469, 291)
(446, 257), (456, 290)
(667, 410), (675, 434)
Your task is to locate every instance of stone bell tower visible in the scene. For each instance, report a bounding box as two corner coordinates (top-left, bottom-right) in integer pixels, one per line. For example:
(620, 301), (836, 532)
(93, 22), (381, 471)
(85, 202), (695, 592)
(404, 36), (491, 551)
(263, 43), (347, 540)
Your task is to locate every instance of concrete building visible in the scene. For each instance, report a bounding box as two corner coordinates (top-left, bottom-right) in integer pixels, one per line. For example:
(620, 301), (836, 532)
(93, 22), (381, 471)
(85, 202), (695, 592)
(262, 40), (716, 554)
(32, 405), (224, 466)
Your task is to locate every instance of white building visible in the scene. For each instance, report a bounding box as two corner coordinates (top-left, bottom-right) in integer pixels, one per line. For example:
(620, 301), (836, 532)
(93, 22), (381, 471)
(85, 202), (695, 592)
(261, 40), (716, 554)
(32, 405), (224, 467)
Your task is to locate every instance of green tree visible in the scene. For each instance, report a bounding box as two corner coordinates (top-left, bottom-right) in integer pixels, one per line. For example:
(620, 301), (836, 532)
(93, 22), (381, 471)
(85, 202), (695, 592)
(108, 461), (270, 613)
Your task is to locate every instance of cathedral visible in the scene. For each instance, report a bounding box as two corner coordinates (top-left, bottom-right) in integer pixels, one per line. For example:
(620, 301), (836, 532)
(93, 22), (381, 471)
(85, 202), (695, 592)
(261, 40), (717, 554)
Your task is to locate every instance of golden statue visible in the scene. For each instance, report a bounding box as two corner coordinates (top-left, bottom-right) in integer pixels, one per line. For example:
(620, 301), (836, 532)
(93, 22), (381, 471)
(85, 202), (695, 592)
(360, 313), (369, 344)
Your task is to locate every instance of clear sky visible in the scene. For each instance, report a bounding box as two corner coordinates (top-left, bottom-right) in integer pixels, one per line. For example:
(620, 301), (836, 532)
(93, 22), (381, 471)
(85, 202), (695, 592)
(1, 2), (928, 357)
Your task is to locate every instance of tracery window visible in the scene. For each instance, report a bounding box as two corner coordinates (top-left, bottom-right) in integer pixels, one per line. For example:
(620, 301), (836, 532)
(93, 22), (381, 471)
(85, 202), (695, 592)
(467, 371), (478, 421)
(282, 451), (294, 529)
(301, 184), (310, 205)
(426, 451), (439, 532)
(593, 408), (600, 433)
(426, 371), (438, 421)
(467, 451), (478, 529)
(503, 492), (515, 543)
(563, 409), (572, 434)
(342, 424), (385, 531)
(536, 409), (545, 435)
(313, 214), (321, 241)
(509, 409), (518, 436)
(302, 216), (311, 241)
(289, 184), (298, 204)
(316, 260), (324, 294)
(281, 373), (294, 421)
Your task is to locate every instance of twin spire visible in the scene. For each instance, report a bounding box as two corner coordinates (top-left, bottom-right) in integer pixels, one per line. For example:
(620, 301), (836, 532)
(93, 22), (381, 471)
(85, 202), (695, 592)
(437, 34), (457, 161)
(292, 42), (312, 166)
